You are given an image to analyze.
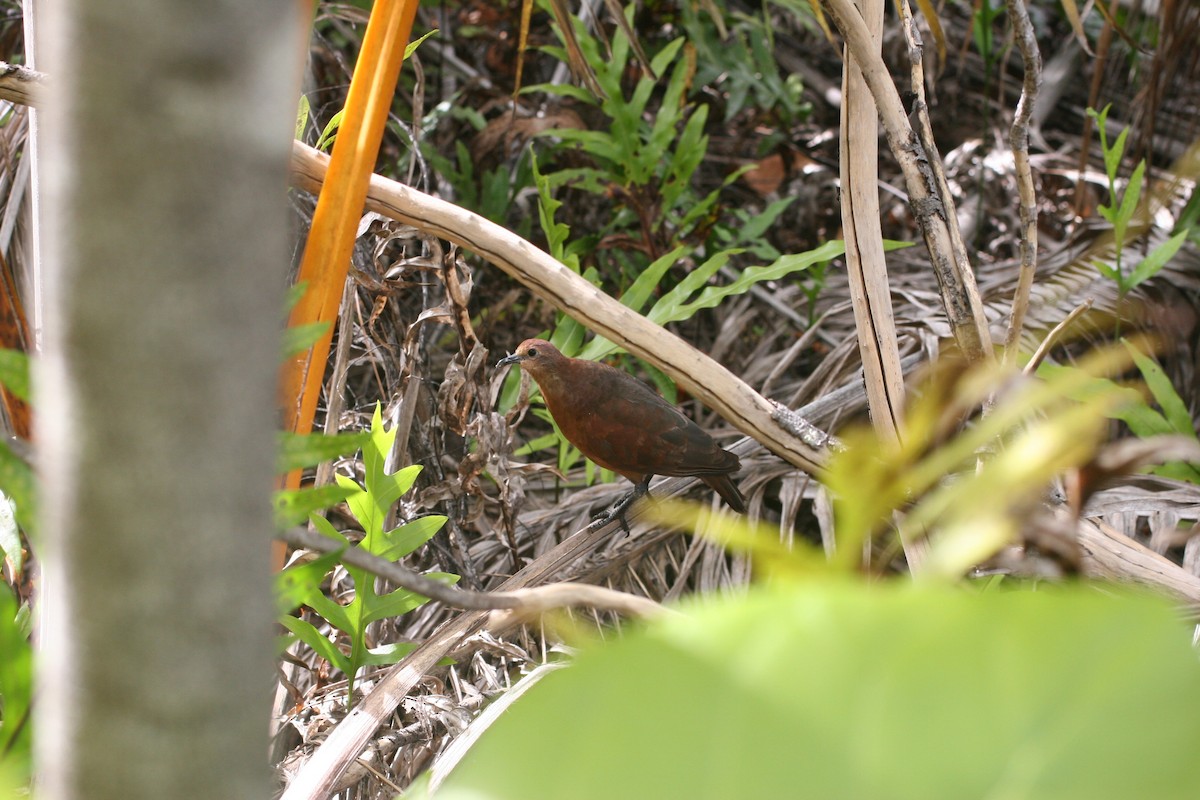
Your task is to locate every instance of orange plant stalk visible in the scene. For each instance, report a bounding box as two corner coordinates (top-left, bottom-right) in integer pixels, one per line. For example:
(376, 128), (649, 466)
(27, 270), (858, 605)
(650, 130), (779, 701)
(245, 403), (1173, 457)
(278, 0), (421, 567)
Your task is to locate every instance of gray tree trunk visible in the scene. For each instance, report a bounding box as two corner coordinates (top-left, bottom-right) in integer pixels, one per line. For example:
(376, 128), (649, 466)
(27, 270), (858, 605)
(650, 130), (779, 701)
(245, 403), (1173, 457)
(34, 2), (299, 798)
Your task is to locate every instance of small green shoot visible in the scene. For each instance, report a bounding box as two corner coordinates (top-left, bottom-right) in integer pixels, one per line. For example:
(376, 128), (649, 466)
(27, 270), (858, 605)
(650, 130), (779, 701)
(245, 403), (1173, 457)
(311, 29), (439, 153)
(1087, 105), (1191, 302)
(277, 405), (453, 701)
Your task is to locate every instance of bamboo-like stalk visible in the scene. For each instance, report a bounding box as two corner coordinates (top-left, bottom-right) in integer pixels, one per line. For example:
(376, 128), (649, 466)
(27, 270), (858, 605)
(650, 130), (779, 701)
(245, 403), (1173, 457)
(276, 0), (421, 567)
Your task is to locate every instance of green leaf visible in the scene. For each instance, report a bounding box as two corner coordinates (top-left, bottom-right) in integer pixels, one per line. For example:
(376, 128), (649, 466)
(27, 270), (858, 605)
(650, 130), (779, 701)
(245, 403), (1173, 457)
(649, 240), (846, 326)
(1086, 106), (1111, 163)
(532, 152), (574, 263)
(1035, 362), (1178, 440)
(274, 483), (358, 529)
(0, 581), (32, 773)
(374, 464), (423, 518)
(0, 440), (35, 537)
(381, 515), (448, 560)
(640, 360), (677, 405)
(1127, 229), (1188, 289)
(1113, 403), (1176, 438)
(308, 512), (348, 542)
(648, 35), (686, 78)
(362, 404), (401, 503)
(551, 128), (625, 165)
(283, 321), (332, 359)
(279, 614), (351, 677)
(362, 587), (432, 624)
(295, 95), (310, 140)
(1124, 341), (1196, 439)
(520, 82), (597, 104)
(404, 28), (439, 59)
(1091, 259), (1120, 282)
(277, 430), (370, 473)
(1114, 159), (1145, 239)
(362, 641), (420, 667)
(304, 585), (355, 637)
(646, 250), (739, 325)
(1150, 461), (1200, 483)
(1105, 125), (1129, 185)
(735, 196), (797, 244)
(284, 281), (309, 313)
(0, 349), (30, 402)
(316, 109), (344, 151)
(614, 246), (689, 317)
(662, 106), (708, 212)
(276, 548), (343, 615)
(513, 431), (561, 457)
(337, 473), (378, 539)
(438, 584), (1200, 800)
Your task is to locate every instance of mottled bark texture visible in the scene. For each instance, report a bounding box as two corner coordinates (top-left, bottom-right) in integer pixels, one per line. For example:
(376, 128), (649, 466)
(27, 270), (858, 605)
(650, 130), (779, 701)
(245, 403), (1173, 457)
(34, 2), (299, 797)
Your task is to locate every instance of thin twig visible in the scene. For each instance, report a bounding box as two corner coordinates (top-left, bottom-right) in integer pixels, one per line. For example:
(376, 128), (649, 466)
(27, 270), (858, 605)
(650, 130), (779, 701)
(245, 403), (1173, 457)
(1002, 0), (1044, 362)
(278, 525), (671, 619)
(1023, 299), (1094, 375)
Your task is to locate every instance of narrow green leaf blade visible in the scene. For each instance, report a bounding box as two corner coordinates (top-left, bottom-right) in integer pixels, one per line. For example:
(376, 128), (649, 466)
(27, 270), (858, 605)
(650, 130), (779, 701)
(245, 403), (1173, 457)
(381, 514), (448, 560)
(1127, 230), (1188, 289)
(279, 614), (351, 676)
(1124, 341), (1196, 438)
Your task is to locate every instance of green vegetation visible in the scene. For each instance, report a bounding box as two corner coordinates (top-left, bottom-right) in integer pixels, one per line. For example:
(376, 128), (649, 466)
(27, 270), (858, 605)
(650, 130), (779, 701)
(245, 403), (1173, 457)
(277, 405), (454, 701)
(434, 584), (1200, 800)
(1087, 105), (1189, 302)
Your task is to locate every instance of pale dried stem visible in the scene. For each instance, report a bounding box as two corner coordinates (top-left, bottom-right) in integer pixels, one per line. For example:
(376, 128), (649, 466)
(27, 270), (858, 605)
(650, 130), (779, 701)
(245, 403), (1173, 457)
(1002, 0), (1044, 362)
(820, 0), (993, 361)
(839, 0), (905, 444)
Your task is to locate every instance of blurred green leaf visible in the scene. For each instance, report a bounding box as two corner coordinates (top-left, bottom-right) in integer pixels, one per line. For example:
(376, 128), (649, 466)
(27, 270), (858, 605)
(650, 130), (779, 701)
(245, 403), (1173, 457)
(277, 430), (370, 473)
(0, 441), (34, 537)
(1124, 341), (1195, 438)
(647, 240), (845, 327)
(439, 584), (1200, 800)
(295, 95), (310, 140)
(0, 582), (32, 780)
(274, 483), (357, 529)
(0, 349), (30, 402)
(316, 108), (344, 151)
(276, 548), (344, 615)
(283, 321), (332, 359)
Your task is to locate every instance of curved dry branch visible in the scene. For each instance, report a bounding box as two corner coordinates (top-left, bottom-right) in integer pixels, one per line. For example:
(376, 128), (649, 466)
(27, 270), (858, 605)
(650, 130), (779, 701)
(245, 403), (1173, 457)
(290, 141), (830, 476)
(280, 525), (670, 619)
